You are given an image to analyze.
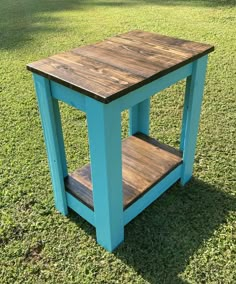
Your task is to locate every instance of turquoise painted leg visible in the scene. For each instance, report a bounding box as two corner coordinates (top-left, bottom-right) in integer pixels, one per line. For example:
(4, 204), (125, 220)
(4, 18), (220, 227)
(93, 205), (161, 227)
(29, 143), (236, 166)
(86, 97), (124, 252)
(51, 98), (68, 177)
(180, 56), (208, 185)
(180, 76), (191, 152)
(129, 98), (150, 135)
(33, 74), (68, 215)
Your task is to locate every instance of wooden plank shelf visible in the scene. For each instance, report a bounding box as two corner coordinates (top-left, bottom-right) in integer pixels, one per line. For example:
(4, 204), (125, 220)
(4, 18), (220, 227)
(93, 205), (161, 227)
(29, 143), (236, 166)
(65, 133), (183, 210)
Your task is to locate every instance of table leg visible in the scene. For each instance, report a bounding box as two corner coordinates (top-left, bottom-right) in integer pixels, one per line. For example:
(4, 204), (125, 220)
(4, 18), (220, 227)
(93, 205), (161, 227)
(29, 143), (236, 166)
(33, 74), (68, 215)
(180, 55), (208, 185)
(129, 98), (150, 135)
(86, 98), (124, 252)
(51, 98), (68, 178)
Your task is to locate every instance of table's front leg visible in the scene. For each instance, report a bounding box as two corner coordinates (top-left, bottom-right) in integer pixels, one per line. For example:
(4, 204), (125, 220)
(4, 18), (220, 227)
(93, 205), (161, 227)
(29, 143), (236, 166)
(33, 74), (68, 215)
(180, 55), (208, 185)
(86, 97), (124, 252)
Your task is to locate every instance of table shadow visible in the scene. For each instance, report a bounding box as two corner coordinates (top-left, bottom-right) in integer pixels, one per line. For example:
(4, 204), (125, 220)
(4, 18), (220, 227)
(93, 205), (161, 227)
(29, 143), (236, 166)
(68, 177), (235, 283)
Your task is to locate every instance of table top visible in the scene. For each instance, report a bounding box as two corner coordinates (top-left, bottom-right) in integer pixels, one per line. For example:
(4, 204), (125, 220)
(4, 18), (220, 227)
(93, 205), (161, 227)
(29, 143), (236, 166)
(27, 30), (214, 103)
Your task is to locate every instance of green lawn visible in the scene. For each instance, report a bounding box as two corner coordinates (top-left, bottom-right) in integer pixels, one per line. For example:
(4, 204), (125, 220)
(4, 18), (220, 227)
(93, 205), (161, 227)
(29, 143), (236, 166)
(1, 0), (235, 283)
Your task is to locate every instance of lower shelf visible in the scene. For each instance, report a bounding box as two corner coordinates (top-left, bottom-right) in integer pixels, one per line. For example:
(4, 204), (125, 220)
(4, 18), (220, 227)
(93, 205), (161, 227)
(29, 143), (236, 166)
(65, 133), (182, 210)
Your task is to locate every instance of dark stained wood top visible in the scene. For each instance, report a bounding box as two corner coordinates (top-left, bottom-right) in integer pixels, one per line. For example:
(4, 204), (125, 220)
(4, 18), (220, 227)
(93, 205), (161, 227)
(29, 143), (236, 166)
(27, 30), (214, 103)
(65, 133), (183, 210)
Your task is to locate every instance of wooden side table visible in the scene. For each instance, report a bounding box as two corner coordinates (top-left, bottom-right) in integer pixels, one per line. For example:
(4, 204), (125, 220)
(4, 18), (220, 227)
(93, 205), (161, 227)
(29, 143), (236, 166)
(27, 30), (214, 251)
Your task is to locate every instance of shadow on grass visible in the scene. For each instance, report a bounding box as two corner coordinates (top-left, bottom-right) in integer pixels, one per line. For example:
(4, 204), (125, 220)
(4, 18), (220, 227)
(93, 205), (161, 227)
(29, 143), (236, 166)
(0, 0), (234, 50)
(87, 0), (236, 7)
(0, 0), (81, 50)
(68, 178), (235, 283)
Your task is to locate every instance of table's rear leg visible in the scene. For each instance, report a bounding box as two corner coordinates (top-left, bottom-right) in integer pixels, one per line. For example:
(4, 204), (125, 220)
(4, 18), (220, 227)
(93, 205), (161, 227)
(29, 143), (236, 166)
(33, 74), (68, 215)
(180, 55), (208, 185)
(129, 98), (150, 135)
(86, 98), (124, 252)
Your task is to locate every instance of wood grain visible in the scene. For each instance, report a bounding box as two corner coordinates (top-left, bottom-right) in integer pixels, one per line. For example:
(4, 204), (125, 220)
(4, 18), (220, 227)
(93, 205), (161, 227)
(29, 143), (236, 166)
(65, 133), (183, 210)
(27, 30), (214, 103)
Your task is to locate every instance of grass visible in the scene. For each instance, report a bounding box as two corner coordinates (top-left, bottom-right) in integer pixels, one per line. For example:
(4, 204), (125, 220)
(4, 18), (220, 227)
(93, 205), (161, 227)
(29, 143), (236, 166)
(0, 0), (235, 283)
